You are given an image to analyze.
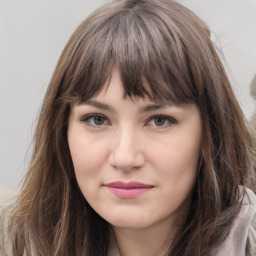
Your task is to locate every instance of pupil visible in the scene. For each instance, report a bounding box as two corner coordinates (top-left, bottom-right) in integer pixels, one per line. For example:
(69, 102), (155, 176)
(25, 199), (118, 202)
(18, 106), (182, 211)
(94, 116), (104, 125)
(155, 118), (165, 126)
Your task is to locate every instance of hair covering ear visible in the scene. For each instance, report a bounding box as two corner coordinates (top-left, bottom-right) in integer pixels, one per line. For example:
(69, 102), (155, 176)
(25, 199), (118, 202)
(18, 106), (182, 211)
(250, 74), (256, 99)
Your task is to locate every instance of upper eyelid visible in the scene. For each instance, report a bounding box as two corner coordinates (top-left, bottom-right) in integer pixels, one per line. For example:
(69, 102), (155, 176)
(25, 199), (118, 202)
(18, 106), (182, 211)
(80, 113), (107, 120)
(80, 114), (110, 128)
(80, 113), (110, 125)
(79, 113), (177, 125)
(148, 114), (177, 122)
(146, 115), (177, 128)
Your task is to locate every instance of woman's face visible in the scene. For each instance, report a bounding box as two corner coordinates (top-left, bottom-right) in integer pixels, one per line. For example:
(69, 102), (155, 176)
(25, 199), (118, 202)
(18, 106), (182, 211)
(68, 69), (202, 231)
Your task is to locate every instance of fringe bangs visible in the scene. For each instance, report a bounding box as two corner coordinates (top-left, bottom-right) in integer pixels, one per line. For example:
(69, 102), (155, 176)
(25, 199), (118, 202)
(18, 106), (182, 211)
(61, 2), (199, 105)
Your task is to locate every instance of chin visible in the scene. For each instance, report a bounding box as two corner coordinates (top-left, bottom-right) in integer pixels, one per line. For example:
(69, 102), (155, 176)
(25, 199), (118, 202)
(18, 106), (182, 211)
(103, 212), (155, 230)
(110, 219), (150, 230)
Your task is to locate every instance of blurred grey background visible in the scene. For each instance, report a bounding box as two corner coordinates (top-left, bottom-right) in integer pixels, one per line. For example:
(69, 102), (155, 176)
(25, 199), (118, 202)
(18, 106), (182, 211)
(1, 0), (256, 190)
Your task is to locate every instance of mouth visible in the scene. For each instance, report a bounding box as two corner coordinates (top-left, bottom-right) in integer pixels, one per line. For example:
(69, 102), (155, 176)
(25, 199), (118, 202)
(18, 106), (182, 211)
(104, 181), (154, 199)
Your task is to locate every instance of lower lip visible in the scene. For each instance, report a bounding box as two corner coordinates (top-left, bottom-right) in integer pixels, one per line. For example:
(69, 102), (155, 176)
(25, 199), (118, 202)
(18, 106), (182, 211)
(106, 186), (152, 199)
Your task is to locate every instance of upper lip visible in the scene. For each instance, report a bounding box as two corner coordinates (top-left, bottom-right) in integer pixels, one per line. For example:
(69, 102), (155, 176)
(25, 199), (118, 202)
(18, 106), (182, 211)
(105, 181), (154, 188)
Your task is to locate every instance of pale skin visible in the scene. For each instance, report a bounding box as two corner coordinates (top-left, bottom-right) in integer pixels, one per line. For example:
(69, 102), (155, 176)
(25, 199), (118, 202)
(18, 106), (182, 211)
(68, 69), (203, 256)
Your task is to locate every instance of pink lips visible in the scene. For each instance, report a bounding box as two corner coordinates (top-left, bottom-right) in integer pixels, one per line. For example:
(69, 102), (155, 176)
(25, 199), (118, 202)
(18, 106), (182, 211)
(105, 181), (154, 199)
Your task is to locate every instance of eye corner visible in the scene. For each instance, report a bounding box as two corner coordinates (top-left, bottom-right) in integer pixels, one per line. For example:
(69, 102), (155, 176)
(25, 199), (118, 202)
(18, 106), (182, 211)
(80, 113), (110, 128)
(146, 115), (177, 128)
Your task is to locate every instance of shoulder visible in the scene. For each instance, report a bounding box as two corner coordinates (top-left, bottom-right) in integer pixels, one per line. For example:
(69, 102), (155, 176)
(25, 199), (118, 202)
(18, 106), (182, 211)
(0, 185), (17, 203)
(0, 186), (17, 256)
(211, 187), (256, 256)
(244, 188), (256, 255)
(0, 185), (17, 214)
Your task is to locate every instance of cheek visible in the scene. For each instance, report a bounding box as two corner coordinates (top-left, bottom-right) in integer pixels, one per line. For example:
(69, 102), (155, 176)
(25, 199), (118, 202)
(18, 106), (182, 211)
(68, 133), (109, 202)
(149, 128), (201, 188)
(152, 138), (200, 172)
(151, 139), (199, 213)
(68, 130), (109, 179)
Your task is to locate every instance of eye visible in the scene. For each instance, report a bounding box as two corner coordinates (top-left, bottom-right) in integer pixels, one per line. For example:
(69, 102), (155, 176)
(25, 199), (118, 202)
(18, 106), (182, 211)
(147, 115), (176, 127)
(81, 114), (108, 127)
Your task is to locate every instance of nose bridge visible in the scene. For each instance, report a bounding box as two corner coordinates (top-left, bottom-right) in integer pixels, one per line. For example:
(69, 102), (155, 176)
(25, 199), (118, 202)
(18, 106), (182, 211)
(108, 124), (145, 170)
(117, 124), (136, 152)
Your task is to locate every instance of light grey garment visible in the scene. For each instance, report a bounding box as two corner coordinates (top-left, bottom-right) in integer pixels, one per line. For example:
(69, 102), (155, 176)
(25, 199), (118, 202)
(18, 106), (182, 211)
(246, 211), (256, 256)
(1, 187), (255, 256)
(210, 188), (256, 256)
(108, 188), (256, 256)
(0, 186), (17, 256)
(250, 74), (256, 99)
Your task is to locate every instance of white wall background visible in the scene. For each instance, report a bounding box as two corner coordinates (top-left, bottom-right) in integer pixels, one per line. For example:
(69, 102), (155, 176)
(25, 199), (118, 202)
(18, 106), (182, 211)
(1, 0), (256, 190)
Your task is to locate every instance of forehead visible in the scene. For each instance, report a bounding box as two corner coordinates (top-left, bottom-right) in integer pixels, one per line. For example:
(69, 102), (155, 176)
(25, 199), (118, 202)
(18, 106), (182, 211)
(77, 70), (193, 116)
(71, 58), (198, 107)
(90, 69), (173, 106)
(95, 69), (124, 98)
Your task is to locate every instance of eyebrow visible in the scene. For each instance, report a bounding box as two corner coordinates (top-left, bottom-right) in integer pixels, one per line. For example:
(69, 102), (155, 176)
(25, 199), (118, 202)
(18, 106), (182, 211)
(140, 103), (173, 113)
(81, 100), (173, 113)
(81, 100), (114, 111)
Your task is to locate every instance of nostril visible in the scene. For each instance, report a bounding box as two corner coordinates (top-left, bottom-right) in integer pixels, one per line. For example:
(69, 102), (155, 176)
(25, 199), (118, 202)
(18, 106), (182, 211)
(108, 150), (145, 171)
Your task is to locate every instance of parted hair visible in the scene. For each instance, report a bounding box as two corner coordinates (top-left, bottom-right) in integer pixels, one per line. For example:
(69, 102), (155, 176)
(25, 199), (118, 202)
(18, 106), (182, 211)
(5, 0), (253, 255)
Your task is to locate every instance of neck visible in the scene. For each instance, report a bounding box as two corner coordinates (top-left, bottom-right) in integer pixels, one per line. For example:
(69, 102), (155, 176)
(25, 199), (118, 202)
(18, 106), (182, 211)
(110, 218), (177, 256)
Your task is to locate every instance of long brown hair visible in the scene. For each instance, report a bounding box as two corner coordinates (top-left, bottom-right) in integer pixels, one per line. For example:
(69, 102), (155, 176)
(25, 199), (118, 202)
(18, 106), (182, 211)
(6, 0), (253, 255)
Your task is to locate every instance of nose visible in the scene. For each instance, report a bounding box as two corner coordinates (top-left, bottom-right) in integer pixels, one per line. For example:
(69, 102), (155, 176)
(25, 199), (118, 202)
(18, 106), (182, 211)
(108, 127), (145, 171)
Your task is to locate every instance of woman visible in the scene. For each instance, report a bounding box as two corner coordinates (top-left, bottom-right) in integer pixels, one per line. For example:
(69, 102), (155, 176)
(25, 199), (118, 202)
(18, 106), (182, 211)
(1, 0), (255, 255)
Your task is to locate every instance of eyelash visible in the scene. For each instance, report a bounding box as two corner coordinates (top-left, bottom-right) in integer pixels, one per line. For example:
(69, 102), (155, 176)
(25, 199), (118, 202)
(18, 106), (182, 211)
(80, 114), (177, 128)
(80, 114), (110, 128)
(147, 115), (177, 127)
